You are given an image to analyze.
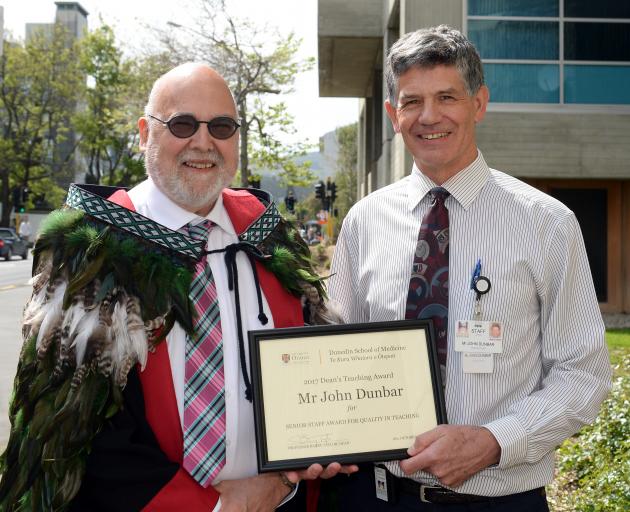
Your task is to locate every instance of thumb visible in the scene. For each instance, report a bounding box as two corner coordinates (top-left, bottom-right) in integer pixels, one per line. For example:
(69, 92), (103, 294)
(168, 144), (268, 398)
(407, 427), (442, 456)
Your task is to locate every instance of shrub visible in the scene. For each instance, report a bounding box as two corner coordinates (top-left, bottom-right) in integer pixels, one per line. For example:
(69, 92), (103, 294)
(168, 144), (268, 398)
(550, 356), (629, 511)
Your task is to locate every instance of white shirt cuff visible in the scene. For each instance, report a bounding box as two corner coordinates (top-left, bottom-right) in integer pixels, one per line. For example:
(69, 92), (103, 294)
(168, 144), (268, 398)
(277, 481), (299, 508)
(484, 415), (528, 468)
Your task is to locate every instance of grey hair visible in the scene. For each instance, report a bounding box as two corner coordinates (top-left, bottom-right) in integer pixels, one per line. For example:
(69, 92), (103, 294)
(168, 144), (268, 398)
(385, 25), (484, 105)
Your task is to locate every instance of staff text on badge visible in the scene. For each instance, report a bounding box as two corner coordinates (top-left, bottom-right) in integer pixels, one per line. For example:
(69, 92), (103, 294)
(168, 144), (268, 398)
(454, 320), (503, 354)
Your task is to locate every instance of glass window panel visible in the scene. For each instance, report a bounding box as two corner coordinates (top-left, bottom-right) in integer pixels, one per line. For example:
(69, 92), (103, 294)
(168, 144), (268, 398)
(565, 1), (630, 19)
(469, 20), (558, 59)
(565, 23), (630, 61)
(485, 64), (559, 103)
(565, 65), (630, 104)
(469, 0), (558, 17)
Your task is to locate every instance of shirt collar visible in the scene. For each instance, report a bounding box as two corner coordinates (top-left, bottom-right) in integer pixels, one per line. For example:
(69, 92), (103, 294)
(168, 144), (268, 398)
(144, 178), (236, 235)
(407, 150), (490, 211)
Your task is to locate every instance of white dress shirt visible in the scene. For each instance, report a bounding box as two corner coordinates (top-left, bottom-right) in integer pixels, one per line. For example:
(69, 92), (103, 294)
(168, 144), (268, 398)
(129, 179), (293, 508)
(328, 151), (611, 496)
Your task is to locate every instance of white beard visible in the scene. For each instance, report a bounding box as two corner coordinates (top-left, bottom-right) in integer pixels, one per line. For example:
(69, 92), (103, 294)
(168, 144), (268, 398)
(145, 143), (234, 213)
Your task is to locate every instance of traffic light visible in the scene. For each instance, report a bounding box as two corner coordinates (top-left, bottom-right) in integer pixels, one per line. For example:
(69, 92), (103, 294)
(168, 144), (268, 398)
(328, 182), (337, 203)
(20, 187), (29, 213)
(12, 186), (26, 213)
(315, 181), (325, 200)
(284, 194), (296, 213)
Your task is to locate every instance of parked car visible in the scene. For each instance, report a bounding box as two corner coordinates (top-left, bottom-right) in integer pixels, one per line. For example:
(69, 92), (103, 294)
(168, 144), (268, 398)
(0, 228), (29, 261)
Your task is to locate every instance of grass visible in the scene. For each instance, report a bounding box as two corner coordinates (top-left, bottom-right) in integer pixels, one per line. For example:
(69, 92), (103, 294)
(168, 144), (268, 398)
(606, 329), (630, 371)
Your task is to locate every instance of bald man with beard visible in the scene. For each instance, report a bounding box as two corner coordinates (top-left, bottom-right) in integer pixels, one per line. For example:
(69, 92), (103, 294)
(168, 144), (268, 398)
(0, 63), (355, 512)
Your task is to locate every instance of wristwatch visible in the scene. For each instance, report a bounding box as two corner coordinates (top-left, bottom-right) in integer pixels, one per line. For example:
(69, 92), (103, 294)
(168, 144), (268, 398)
(279, 472), (297, 491)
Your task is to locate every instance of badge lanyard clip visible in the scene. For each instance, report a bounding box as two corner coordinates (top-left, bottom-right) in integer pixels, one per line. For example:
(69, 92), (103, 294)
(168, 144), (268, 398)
(470, 259), (491, 320)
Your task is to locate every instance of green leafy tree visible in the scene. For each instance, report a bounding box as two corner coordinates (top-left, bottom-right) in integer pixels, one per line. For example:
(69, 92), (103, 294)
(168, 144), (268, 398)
(248, 99), (315, 188)
(75, 24), (129, 185)
(0, 26), (84, 226)
(333, 123), (358, 227)
(75, 25), (173, 187)
(154, 0), (315, 188)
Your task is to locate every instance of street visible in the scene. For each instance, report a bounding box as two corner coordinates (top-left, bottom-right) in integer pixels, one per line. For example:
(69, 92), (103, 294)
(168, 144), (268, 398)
(0, 258), (33, 450)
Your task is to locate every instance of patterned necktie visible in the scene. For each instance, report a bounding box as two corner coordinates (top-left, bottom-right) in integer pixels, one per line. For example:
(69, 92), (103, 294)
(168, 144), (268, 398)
(405, 187), (450, 380)
(182, 220), (226, 487)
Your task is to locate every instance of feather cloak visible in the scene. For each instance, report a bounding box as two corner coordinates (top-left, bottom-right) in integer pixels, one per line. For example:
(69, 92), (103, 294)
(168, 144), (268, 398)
(0, 184), (323, 511)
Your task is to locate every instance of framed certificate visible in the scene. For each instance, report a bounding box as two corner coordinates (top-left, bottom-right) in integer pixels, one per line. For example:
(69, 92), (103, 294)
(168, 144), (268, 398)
(248, 320), (446, 472)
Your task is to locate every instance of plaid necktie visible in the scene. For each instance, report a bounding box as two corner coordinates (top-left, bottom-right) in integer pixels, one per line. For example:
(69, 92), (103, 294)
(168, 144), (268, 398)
(182, 220), (226, 487)
(405, 187), (450, 380)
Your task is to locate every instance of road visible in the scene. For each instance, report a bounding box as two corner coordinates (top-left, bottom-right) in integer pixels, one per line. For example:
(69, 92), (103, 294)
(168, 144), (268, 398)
(0, 258), (33, 449)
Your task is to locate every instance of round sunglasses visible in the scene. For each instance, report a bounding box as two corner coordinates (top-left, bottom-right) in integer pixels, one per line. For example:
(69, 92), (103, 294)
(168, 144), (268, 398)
(147, 114), (241, 139)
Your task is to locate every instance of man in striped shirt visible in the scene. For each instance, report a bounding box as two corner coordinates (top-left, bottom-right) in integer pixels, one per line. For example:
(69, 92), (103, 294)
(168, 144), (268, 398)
(326, 25), (611, 511)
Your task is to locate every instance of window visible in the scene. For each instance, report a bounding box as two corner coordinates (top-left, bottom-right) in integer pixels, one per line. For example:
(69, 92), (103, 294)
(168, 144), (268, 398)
(469, 0), (557, 17)
(467, 1), (630, 105)
(468, 20), (558, 60)
(564, 22), (630, 62)
(564, 1), (630, 19)
(485, 64), (559, 103)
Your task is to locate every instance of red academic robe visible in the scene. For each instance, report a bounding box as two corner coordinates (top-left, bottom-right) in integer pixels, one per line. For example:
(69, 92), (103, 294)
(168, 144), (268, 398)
(70, 188), (305, 511)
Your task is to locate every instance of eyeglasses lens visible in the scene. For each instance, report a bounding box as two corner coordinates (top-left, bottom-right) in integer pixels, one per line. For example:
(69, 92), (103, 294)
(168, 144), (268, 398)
(208, 117), (239, 139)
(168, 115), (198, 138)
(166, 115), (239, 139)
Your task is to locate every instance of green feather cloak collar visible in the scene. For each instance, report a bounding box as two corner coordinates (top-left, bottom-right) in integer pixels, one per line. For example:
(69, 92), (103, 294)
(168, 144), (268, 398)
(0, 183), (323, 510)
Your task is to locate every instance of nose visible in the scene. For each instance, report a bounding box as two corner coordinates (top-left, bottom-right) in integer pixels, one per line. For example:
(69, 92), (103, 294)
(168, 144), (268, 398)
(417, 99), (441, 125)
(188, 124), (217, 151)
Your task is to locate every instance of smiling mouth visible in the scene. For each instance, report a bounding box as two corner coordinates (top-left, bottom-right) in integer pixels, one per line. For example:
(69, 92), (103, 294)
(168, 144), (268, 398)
(420, 132), (450, 140)
(184, 161), (216, 169)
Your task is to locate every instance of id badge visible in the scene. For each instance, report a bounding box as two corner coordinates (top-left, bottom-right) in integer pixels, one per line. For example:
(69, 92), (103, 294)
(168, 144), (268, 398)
(374, 466), (388, 501)
(462, 352), (494, 373)
(454, 320), (503, 353)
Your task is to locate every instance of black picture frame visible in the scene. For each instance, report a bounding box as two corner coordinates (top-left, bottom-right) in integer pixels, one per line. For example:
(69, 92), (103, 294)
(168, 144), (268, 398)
(248, 319), (446, 472)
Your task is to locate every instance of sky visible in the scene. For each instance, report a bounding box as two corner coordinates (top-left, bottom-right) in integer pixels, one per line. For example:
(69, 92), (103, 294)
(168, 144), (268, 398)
(0, 0), (359, 146)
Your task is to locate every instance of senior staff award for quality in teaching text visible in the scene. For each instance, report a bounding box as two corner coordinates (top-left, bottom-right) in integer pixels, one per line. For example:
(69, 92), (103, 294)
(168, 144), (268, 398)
(248, 320), (447, 472)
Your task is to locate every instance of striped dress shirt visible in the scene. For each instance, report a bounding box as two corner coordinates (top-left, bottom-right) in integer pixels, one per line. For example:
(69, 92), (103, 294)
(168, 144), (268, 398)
(328, 151), (612, 496)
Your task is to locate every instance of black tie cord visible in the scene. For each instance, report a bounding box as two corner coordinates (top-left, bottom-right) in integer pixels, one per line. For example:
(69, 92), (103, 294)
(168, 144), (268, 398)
(206, 242), (271, 402)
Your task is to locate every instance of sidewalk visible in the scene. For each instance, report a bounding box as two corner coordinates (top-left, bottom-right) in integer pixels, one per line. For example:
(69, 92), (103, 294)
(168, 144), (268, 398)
(602, 314), (630, 329)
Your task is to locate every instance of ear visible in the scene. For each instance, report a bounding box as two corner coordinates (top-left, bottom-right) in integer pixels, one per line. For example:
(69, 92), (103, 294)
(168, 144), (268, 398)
(138, 117), (149, 152)
(384, 99), (401, 133)
(474, 85), (489, 123)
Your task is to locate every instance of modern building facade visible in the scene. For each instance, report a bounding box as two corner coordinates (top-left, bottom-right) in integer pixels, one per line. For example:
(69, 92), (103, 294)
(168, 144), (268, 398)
(318, 0), (630, 314)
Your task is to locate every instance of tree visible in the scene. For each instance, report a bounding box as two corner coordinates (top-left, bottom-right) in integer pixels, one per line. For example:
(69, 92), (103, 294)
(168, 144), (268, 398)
(333, 123), (358, 227)
(0, 25), (84, 226)
(75, 24), (129, 185)
(75, 25), (173, 187)
(154, 0), (316, 188)
(248, 98), (315, 188)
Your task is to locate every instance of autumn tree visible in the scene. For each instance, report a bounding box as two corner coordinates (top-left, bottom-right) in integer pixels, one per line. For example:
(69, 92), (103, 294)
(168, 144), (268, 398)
(154, 0), (316, 188)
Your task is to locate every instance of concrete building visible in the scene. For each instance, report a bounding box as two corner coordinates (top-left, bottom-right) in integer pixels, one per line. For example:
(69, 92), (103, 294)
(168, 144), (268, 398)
(318, 0), (630, 314)
(26, 2), (88, 40)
